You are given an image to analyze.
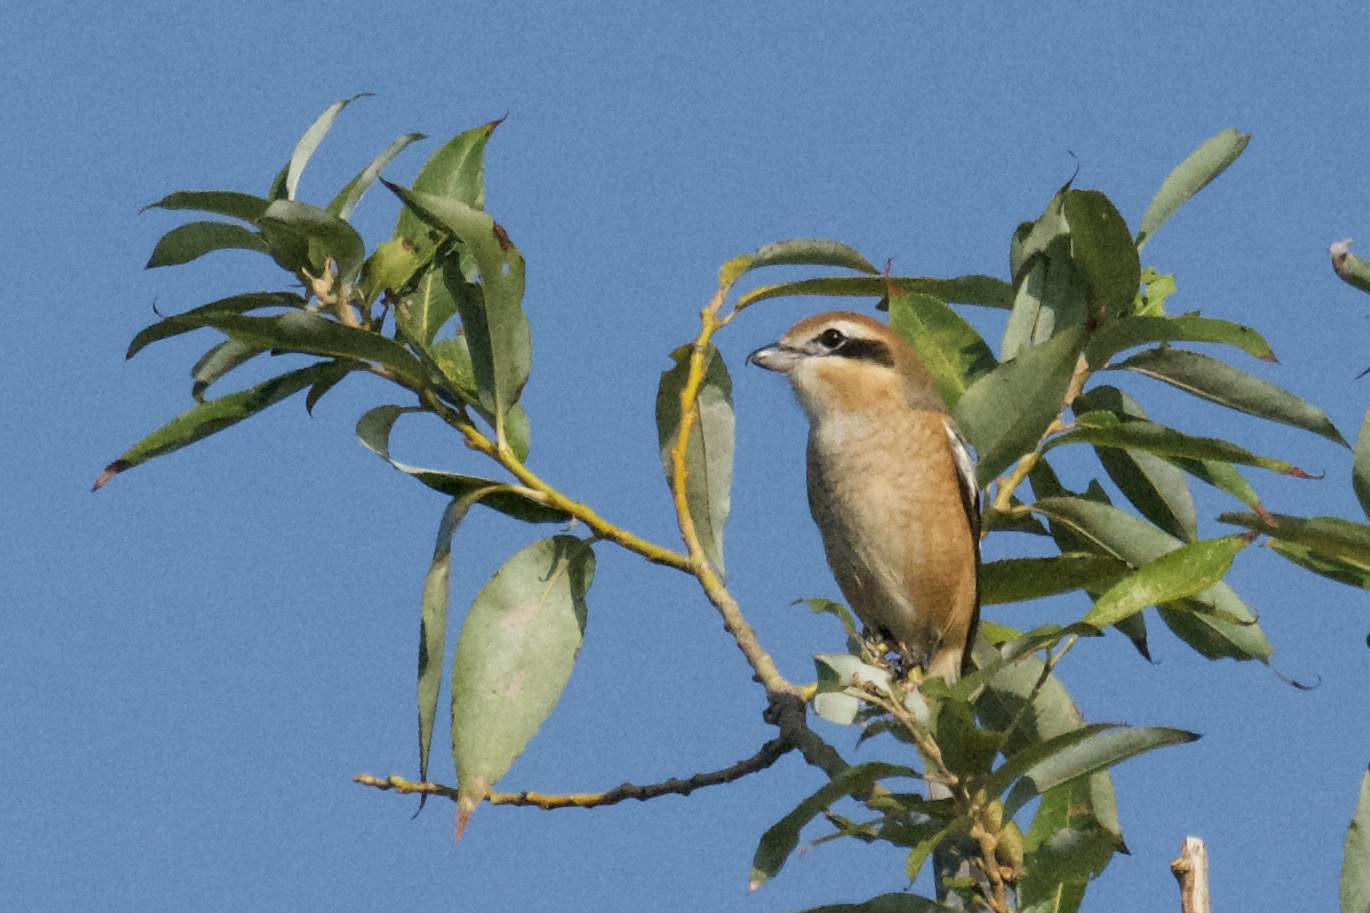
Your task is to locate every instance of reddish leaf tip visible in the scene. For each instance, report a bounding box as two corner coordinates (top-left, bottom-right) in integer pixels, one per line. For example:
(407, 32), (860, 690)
(487, 113), (509, 132)
(1261, 353), (1279, 363)
(92, 460), (131, 491)
(1285, 467), (1324, 480)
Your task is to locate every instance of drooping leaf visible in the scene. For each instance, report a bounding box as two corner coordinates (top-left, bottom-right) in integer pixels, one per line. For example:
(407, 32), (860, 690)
(1033, 497), (1272, 661)
(1354, 405), (1370, 522)
(127, 291), (306, 358)
(395, 119), (501, 245)
(1076, 386), (1197, 541)
(92, 362), (341, 489)
(736, 274), (1014, 312)
(417, 493), (495, 804)
(887, 291), (997, 409)
(387, 183), (531, 435)
(396, 262), (460, 345)
(328, 131), (426, 220)
(955, 325), (1086, 485)
(1164, 456), (1263, 511)
(1017, 782), (1110, 912)
(1002, 191), (1089, 359)
(1221, 511), (1370, 573)
(302, 359), (356, 414)
(1047, 411), (1316, 477)
(1062, 189), (1140, 320)
(1343, 766), (1370, 913)
(1085, 313), (1274, 367)
(656, 343), (735, 576)
(979, 554), (1130, 606)
(148, 308), (426, 386)
(283, 93), (371, 201)
(142, 190), (271, 223)
(1137, 128), (1250, 252)
(1265, 539), (1370, 590)
(1107, 346), (1347, 446)
(355, 405), (561, 522)
(750, 762), (922, 890)
(146, 221), (269, 268)
(451, 536), (595, 838)
(1083, 536), (1250, 628)
(190, 338), (265, 401)
(256, 198), (367, 278)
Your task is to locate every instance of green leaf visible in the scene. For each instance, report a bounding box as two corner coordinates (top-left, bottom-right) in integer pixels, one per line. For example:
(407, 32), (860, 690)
(417, 493), (494, 802)
(1134, 267), (1177, 317)
(1062, 190), (1140, 319)
(283, 93), (371, 201)
(1164, 456), (1262, 510)
(1002, 192), (1088, 359)
(1343, 766), (1370, 913)
(1137, 128), (1250, 252)
(793, 894), (960, 913)
(361, 237), (428, 305)
(355, 405), (563, 523)
(142, 190), (271, 223)
(146, 221), (268, 268)
(1083, 535), (1250, 628)
(190, 338), (265, 401)
(1008, 726), (1199, 820)
(92, 362), (340, 489)
(1107, 346), (1347, 446)
(1033, 497), (1272, 661)
(328, 131), (426, 220)
(955, 324), (1086, 485)
(256, 198), (367, 278)
(1076, 386), (1197, 541)
(1354, 405), (1370, 522)
(750, 762), (922, 890)
(427, 336), (533, 463)
(395, 119), (500, 245)
(736, 274), (1014, 311)
(887, 291), (997, 409)
(1017, 783), (1110, 912)
(1266, 539), (1370, 590)
(986, 722), (1118, 798)
(387, 183), (531, 435)
(746, 238), (879, 274)
(1331, 240), (1370, 296)
(451, 536), (594, 838)
(1047, 411), (1316, 477)
(1085, 314), (1275, 367)
(975, 646), (1124, 903)
(979, 554), (1130, 606)
(656, 344), (735, 576)
(302, 359), (355, 414)
(396, 263), (459, 345)
(153, 308), (425, 386)
(126, 291), (307, 358)
(1221, 511), (1370, 572)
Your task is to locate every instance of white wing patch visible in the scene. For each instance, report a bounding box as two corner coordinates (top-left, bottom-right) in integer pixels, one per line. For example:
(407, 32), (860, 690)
(944, 418), (980, 542)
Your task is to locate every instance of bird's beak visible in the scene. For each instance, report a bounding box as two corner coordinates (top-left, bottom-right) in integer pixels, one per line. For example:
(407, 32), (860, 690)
(747, 343), (801, 373)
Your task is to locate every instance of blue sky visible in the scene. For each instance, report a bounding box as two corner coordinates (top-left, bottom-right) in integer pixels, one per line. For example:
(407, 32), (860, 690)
(6, 2), (1370, 911)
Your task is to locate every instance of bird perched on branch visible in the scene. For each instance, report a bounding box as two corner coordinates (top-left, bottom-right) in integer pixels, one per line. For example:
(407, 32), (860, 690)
(749, 311), (980, 682)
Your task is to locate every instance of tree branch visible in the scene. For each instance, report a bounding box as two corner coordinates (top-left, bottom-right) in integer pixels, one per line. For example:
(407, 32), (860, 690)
(354, 737), (794, 809)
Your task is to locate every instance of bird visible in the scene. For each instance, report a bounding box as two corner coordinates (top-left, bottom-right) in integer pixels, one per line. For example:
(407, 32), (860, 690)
(748, 310), (980, 682)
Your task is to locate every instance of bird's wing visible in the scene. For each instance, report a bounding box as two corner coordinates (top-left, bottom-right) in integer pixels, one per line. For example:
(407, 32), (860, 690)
(944, 419), (980, 543)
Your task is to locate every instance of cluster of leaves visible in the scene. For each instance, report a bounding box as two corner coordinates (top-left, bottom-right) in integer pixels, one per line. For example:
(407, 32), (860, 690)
(724, 129), (1356, 913)
(104, 102), (1362, 913)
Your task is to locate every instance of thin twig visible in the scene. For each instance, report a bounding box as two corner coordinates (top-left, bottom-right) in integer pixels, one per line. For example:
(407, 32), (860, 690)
(355, 737), (794, 809)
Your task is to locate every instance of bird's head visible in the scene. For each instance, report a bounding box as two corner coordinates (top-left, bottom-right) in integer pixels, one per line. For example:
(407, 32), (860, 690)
(747, 311), (945, 421)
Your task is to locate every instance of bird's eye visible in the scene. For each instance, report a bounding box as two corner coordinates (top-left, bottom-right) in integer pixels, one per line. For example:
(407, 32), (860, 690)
(817, 328), (846, 349)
